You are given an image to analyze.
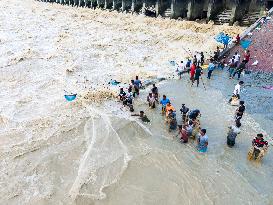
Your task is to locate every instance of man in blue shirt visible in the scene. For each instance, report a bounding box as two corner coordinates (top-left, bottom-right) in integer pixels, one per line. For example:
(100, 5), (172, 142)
(134, 76), (142, 88)
(133, 76), (142, 96)
(197, 129), (208, 153)
(207, 59), (215, 79)
(160, 95), (170, 114)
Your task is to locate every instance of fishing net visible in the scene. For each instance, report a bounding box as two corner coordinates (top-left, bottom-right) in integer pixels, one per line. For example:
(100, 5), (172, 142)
(69, 109), (131, 200)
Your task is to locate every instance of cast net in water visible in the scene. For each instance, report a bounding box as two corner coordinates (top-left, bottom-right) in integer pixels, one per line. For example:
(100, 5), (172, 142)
(69, 108), (131, 200)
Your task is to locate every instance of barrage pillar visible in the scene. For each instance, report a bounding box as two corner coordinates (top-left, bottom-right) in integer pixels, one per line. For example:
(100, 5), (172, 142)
(121, 0), (125, 11)
(155, 0), (161, 17)
(142, 1), (146, 14)
(171, 0), (175, 18)
(131, 0), (136, 13)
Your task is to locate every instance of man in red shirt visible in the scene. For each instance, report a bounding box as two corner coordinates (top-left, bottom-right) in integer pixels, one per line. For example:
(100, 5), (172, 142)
(235, 34), (240, 44)
(244, 50), (250, 64)
(190, 63), (196, 83)
(251, 133), (269, 159)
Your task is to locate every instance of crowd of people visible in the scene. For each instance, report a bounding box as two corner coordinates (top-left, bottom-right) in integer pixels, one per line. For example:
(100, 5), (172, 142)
(116, 38), (269, 160)
(116, 75), (209, 153)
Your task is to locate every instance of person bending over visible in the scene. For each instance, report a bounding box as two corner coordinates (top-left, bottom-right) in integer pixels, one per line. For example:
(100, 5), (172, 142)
(132, 111), (150, 123)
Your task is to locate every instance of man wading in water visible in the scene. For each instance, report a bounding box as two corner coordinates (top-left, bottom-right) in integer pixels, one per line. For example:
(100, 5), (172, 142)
(151, 84), (159, 103)
(227, 121), (241, 147)
(147, 93), (156, 109)
(160, 95), (170, 115)
(197, 129), (208, 153)
(192, 65), (202, 87)
(133, 76), (142, 96)
(180, 104), (189, 124)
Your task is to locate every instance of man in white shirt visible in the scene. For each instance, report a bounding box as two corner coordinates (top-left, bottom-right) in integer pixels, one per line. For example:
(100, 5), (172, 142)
(178, 61), (186, 79)
(229, 81), (244, 103)
(234, 52), (240, 67)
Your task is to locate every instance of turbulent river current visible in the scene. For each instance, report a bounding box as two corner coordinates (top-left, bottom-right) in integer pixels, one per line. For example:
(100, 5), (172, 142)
(0, 1), (272, 205)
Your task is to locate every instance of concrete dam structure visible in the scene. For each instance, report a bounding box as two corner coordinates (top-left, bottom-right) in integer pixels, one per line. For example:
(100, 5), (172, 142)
(39, 0), (273, 25)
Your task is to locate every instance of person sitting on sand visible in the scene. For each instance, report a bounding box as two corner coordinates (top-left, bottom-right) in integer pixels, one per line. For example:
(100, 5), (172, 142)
(147, 93), (156, 109)
(132, 111), (150, 123)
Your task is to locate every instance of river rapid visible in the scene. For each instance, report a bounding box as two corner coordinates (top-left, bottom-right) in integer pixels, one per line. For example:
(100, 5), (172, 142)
(0, 0), (272, 205)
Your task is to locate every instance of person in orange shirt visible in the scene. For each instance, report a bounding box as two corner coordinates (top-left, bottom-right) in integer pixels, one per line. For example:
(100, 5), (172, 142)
(165, 102), (176, 117)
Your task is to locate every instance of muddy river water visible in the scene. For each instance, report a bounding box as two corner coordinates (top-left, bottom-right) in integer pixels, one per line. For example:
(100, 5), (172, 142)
(0, 0), (272, 204)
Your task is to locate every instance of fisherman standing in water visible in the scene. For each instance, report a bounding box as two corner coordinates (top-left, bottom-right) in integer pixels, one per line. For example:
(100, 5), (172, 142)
(180, 104), (189, 124)
(151, 84), (159, 103)
(160, 95), (170, 114)
(197, 129), (208, 153)
(147, 93), (156, 109)
(192, 65), (202, 87)
(207, 59), (215, 80)
(165, 102), (176, 117)
(167, 109), (177, 132)
(234, 101), (245, 124)
(227, 121), (241, 147)
(134, 76), (142, 96)
(178, 125), (188, 143)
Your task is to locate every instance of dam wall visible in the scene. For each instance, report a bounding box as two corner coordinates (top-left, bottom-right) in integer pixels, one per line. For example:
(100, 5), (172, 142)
(37, 0), (273, 25)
